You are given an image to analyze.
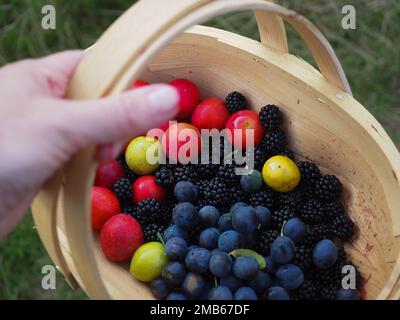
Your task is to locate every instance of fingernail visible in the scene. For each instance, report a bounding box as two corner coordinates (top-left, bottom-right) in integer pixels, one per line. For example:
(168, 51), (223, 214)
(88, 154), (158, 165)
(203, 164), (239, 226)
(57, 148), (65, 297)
(148, 86), (179, 115)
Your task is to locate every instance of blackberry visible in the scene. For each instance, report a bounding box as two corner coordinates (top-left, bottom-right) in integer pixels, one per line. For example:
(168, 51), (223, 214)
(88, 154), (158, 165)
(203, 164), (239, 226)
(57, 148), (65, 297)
(314, 223), (334, 240)
(155, 165), (175, 186)
(298, 198), (327, 224)
(298, 161), (321, 192)
(325, 201), (345, 219)
(293, 245), (313, 270)
(315, 175), (342, 201)
(120, 198), (135, 210)
(314, 266), (341, 289)
(229, 184), (249, 206)
(122, 206), (136, 217)
(174, 164), (198, 183)
(336, 244), (348, 264)
(245, 146), (269, 171)
(255, 229), (279, 256)
(196, 163), (219, 179)
(113, 178), (132, 203)
(291, 279), (318, 300)
(125, 169), (137, 183)
(272, 208), (294, 230)
(260, 129), (287, 155)
(196, 198), (214, 209)
(304, 223), (333, 246)
(319, 285), (338, 300)
(279, 188), (304, 211)
(117, 154), (137, 182)
(135, 198), (161, 225)
(210, 135), (229, 161)
(143, 223), (166, 243)
(248, 188), (275, 208)
(258, 105), (283, 130)
(332, 214), (356, 241)
(279, 149), (295, 160)
(217, 164), (240, 186)
(303, 225), (316, 246)
(198, 178), (230, 209)
(200, 137), (225, 170)
(225, 91), (247, 114)
(159, 202), (173, 225)
(254, 147), (269, 170)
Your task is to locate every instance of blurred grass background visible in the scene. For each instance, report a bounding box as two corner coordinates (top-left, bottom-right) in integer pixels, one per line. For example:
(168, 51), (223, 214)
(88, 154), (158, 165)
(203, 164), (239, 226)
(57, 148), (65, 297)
(0, 0), (399, 299)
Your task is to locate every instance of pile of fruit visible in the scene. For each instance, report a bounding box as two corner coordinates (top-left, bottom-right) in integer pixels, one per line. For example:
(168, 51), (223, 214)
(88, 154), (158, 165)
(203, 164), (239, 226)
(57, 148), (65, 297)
(91, 78), (361, 300)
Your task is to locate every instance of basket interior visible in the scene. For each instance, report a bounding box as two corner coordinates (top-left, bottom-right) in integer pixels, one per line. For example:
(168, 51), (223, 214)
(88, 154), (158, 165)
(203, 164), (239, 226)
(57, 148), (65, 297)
(67, 26), (400, 300)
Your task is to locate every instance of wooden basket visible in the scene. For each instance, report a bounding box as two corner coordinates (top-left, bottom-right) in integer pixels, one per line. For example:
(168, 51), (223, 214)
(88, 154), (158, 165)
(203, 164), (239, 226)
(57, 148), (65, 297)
(31, 0), (400, 300)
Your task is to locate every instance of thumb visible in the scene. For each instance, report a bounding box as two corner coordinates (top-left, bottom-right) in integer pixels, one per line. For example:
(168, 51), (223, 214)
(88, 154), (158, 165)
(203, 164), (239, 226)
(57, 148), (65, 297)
(51, 84), (178, 149)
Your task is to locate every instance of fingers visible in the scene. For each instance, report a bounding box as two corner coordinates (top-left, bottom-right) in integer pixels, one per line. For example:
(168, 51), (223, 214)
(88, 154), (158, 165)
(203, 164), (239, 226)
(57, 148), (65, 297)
(35, 50), (84, 98)
(51, 84), (178, 149)
(36, 50), (84, 76)
(0, 50), (84, 98)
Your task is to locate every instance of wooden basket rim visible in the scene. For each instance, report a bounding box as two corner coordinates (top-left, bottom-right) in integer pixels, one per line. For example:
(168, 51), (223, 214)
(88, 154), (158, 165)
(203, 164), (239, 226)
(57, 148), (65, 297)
(32, 0), (400, 300)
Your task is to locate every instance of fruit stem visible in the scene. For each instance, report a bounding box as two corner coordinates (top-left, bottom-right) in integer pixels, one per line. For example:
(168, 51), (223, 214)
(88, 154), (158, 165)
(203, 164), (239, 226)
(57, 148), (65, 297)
(156, 231), (166, 247)
(229, 248), (266, 270)
(223, 148), (238, 162)
(280, 220), (287, 237)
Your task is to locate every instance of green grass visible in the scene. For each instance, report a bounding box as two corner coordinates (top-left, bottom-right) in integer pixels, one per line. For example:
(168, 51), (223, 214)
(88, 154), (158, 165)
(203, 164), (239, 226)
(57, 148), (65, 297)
(0, 213), (87, 299)
(0, 0), (399, 300)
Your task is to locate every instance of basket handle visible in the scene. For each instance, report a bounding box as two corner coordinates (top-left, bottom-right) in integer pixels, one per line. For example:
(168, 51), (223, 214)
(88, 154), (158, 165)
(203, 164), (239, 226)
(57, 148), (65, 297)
(68, 0), (351, 100)
(30, 1), (288, 294)
(60, 0), (352, 299)
(31, 170), (78, 289)
(255, 7), (289, 53)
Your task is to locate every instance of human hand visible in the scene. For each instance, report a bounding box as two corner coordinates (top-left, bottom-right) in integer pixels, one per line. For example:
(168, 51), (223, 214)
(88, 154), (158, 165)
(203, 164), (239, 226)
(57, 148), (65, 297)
(0, 50), (178, 238)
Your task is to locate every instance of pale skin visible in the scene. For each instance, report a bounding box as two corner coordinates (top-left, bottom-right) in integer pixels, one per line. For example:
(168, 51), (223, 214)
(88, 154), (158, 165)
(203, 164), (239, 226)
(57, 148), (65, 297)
(0, 50), (179, 238)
